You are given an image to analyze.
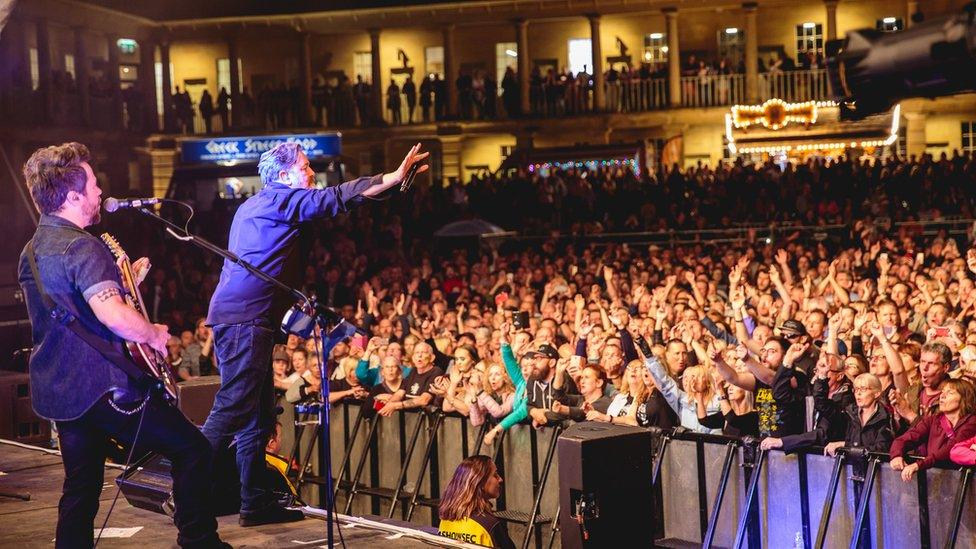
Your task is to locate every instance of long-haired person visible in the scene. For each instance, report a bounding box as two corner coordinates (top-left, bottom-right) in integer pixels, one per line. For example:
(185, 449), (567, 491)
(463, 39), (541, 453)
(438, 455), (515, 548)
(889, 378), (976, 482)
(468, 364), (516, 427)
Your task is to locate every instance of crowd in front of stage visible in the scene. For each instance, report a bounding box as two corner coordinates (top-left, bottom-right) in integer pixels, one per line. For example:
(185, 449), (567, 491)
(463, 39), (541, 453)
(147, 152), (976, 473)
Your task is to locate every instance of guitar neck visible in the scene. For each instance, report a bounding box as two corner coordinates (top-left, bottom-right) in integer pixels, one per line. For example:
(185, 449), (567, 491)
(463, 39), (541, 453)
(119, 260), (151, 322)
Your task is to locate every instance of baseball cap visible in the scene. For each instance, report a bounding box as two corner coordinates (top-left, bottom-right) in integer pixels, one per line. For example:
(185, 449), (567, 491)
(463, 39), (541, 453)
(525, 344), (559, 359)
(778, 319), (807, 337)
(273, 348), (289, 362)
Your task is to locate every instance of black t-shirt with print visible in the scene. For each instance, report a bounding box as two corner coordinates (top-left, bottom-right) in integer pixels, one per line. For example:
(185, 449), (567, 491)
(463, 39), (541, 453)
(403, 366), (444, 398)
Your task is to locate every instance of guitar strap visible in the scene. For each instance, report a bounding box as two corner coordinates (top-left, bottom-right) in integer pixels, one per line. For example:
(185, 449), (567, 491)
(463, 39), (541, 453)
(25, 238), (152, 388)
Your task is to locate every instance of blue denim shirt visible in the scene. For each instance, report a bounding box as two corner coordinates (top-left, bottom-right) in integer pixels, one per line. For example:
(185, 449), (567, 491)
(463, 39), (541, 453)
(207, 174), (384, 326)
(18, 215), (143, 421)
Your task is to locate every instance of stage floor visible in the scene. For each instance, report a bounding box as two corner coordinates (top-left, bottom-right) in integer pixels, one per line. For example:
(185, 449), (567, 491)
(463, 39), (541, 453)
(0, 441), (450, 548)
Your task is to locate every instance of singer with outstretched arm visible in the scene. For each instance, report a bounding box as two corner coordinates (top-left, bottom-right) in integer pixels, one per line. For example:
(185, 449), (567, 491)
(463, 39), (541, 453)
(202, 141), (428, 526)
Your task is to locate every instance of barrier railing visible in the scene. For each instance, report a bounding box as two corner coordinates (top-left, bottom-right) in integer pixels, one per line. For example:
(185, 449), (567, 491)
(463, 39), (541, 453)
(282, 399), (976, 549)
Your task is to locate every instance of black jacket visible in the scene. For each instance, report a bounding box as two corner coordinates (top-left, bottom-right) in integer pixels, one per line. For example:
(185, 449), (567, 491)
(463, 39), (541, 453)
(781, 402), (894, 454)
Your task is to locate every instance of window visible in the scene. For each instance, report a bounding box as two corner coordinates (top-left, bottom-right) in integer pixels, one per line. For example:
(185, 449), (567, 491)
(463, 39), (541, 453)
(567, 38), (592, 75)
(29, 47), (39, 90)
(963, 121), (976, 153)
(217, 58), (243, 94)
(354, 51), (372, 83)
(877, 17), (903, 32)
(495, 42), (517, 87)
(795, 22), (824, 56)
(643, 33), (668, 63)
(64, 54), (75, 79)
(717, 28), (744, 66)
(425, 46), (444, 78)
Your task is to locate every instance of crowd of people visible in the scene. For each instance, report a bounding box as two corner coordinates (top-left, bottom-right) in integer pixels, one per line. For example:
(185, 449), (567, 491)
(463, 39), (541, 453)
(143, 47), (830, 135)
(128, 151), (976, 483)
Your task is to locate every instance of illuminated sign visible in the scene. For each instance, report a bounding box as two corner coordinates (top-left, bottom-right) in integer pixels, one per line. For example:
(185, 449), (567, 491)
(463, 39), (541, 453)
(180, 133), (341, 163)
(117, 38), (137, 54)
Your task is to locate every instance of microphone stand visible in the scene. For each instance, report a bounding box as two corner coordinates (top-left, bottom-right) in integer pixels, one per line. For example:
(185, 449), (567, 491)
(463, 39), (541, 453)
(132, 206), (347, 548)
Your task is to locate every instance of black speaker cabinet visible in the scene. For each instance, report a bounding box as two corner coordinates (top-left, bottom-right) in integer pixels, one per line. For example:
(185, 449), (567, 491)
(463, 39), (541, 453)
(557, 422), (655, 549)
(176, 376), (221, 426)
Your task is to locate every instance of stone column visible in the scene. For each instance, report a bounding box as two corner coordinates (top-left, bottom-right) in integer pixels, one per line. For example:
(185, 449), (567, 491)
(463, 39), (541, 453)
(369, 28), (383, 124)
(514, 19), (529, 116)
(139, 37), (158, 132)
(159, 41), (174, 132)
(744, 2), (759, 104)
(443, 24), (458, 118)
(588, 14), (605, 112)
(825, 0), (839, 41)
(664, 8), (681, 108)
(36, 19), (53, 123)
(904, 111), (925, 158)
(227, 37), (241, 127)
(74, 27), (91, 125)
(298, 32), (313, 126)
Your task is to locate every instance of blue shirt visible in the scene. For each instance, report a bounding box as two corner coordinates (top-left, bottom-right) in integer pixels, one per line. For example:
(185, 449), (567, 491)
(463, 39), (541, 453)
(18, 215), (143, 421)
(207, 174), (383, 326)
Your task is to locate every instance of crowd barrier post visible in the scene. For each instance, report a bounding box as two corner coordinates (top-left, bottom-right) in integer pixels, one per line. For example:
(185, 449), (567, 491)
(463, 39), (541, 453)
(814, 452), (847, 548)
(849, 454), (881, 549)
(330, 402), (369, 503)
(946, 467), (973, 549)
(382, 408), (430, 516)
(703, 440), (740, 549)
(403, 411), (446, 520)
(341, 410), (381, 514)
(733, 445), (767, 549)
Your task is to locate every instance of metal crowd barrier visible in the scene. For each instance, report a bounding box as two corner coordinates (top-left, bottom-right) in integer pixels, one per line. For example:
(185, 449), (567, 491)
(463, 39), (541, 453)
(280, 401), (975, 549)
(654, 430), (976, 549)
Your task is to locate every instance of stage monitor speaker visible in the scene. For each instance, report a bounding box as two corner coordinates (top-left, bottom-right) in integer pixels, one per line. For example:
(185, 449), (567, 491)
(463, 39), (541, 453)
(176, 376), (221, 426)
(557, 422), (654, 549)
(116, 447), (297, 517)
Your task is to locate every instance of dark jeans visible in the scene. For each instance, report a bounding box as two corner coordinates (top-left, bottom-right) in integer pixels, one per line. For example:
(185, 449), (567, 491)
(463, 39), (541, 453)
(202, 322), (276, 513)
(55, 394), (219, 548)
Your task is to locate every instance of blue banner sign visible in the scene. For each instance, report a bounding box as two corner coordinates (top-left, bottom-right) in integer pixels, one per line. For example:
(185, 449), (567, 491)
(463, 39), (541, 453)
(180, 133), (341, 163)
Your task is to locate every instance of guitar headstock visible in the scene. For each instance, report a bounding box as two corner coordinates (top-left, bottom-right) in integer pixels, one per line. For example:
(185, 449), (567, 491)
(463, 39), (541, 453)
(100, 233), (129, 262)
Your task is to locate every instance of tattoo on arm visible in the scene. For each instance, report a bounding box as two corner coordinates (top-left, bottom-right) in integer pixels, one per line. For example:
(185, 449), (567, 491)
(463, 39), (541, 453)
(94, 287), (121, 303)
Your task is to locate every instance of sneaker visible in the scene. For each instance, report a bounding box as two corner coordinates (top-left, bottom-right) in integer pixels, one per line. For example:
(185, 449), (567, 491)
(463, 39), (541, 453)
(238, 504), (305, 527)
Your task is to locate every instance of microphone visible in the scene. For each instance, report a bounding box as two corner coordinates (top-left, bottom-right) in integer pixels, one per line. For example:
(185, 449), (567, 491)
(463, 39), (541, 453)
(103, 196), (162, 213)
(399, 161), (422, 193)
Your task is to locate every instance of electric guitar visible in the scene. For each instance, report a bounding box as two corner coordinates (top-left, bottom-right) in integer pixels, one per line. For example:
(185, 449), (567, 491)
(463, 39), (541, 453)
(100, 233), (180, 404)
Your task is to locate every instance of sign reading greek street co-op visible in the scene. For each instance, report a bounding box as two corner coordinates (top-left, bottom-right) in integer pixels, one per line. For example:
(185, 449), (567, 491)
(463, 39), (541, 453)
(180, 133), (341, 163)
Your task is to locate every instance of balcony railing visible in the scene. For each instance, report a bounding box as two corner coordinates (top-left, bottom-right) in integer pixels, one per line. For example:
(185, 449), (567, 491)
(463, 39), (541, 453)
(680, 74), (745, 108)
(760, 68), (831, 103)
(607, 78), (669, 112)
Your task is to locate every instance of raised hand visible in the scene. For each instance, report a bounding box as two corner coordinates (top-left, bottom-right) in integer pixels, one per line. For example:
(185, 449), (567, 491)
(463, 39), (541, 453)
(728, 264), (742, 288)
(775, 249), (789, 265)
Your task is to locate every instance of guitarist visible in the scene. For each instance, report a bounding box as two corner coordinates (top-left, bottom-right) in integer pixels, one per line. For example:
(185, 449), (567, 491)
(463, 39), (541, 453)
(18, 143), (228, 548)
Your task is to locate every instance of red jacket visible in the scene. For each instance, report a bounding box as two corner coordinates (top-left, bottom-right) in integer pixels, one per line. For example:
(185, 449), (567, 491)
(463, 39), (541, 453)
(890, 413), (976, 470)
(951, 435), (976, 466)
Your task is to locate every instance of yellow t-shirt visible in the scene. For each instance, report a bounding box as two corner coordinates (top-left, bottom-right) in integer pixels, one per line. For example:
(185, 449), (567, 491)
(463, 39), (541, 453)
(438, 517), (494, 547)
